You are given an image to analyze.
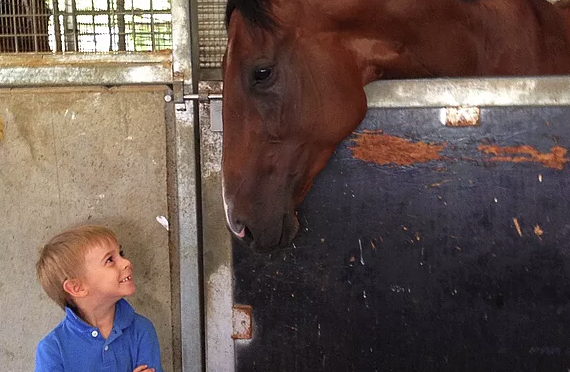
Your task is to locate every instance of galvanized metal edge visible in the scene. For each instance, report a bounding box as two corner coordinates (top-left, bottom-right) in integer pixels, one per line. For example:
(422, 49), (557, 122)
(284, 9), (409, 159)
(364, 76), (570, 108)
(0, 53), (173, 86)
(174, 100), (204, 372)
(171, 0), (193, 86)
(197, 81), (235, 372)
(170, 0), (205, 371)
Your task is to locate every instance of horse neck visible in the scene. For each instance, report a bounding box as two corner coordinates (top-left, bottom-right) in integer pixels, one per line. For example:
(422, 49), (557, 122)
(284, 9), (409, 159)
(331, 0), (570, 79)
(324, 0), (481, 84)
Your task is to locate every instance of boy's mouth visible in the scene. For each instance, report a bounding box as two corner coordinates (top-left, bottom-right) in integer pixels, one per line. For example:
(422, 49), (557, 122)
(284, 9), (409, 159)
(119, 275), (132, 283)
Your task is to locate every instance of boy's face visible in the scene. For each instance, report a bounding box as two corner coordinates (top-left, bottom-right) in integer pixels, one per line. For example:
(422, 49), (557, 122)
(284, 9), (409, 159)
(81, 240), (135, 303)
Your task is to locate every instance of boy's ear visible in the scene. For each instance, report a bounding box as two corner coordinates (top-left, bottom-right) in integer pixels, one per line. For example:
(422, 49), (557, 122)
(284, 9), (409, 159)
(63, 279), (88, 298)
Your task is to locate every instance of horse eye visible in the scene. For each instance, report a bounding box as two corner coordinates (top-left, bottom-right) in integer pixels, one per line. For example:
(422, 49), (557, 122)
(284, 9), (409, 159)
(253, 67), (273, 83)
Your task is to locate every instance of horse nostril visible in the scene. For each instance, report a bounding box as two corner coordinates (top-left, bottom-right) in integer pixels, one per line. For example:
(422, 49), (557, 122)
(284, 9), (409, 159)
(229, 219), (253, 243)
(234, 220), (246, 238)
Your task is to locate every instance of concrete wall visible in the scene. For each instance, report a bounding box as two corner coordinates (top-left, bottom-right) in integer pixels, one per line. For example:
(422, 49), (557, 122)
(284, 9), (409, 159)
(0, 86), (174, 371)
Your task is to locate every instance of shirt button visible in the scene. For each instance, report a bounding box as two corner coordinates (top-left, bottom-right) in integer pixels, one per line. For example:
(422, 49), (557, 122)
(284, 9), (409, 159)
(104, 345), (109, 351)
(91, 330), (98, 337)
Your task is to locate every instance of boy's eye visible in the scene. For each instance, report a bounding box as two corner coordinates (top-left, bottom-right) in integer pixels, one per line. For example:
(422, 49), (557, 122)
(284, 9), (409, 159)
(106, 256), (114, 264)
(119, 250), (125, 257)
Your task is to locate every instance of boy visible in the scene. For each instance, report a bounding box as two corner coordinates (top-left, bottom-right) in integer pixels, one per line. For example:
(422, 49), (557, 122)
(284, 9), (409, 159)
(35, 225), (163, 372)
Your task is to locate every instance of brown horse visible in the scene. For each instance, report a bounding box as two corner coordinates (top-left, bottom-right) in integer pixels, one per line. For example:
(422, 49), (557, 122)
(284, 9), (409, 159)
(222, 0), (570, 252)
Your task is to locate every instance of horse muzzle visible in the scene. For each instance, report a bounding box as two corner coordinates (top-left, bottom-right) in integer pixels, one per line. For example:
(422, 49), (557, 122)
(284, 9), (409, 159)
(225, 203), (299, 252)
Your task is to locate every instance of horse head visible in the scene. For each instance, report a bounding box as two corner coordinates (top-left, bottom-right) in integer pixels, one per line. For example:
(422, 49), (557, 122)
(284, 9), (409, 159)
(221, 0), (378, 251)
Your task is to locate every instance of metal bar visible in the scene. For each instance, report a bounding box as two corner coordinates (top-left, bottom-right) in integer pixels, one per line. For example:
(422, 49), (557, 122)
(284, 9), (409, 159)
(365, 76), (570, 108)
(183, 93), (222, 100)
(71, 0), (78, 51)
(188, 0), (200, 93)
(91, 0), (97, 51)
(107, 0), (113, 52)
(150, 0), (155, 51)
(11, 0), (17, 53)
(31, 0), (39, 52)
(52, 0), (62, 52)
(170, 1), (204, 370)
(117, 0), (126, 51)
(130, 0), (136, 51)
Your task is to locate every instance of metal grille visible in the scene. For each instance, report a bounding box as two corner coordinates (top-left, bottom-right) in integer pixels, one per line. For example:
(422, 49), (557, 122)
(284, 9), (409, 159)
(0, 0), (172, 53)
(197, 0), (225, 68)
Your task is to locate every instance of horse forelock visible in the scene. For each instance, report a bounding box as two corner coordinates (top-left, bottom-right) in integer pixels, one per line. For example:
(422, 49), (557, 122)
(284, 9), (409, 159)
(226, 0), (276, 30)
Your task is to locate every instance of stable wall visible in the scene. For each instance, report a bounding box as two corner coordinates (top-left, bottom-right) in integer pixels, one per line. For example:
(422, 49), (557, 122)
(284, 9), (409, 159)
(0, 86), (174, 372)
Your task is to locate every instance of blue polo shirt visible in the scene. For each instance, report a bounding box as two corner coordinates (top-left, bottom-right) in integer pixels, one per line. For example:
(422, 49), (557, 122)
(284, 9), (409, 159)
(35, 299), (163, 372)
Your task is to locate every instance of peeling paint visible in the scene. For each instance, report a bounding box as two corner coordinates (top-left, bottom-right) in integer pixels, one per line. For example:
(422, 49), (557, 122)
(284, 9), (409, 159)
(513, 218), (523, 237)
(441, 106), (480, 127)
(350, 131), (446, 166)
(478, 144), (568, 170)
(534, 224), (544, 239)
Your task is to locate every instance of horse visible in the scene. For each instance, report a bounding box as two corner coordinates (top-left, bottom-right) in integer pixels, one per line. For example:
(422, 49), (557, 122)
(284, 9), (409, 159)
(221, 0), (570, 252)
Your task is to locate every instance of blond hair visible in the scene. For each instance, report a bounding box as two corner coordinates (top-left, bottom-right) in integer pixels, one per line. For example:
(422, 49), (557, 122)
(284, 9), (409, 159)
(37, 225), (118, 310)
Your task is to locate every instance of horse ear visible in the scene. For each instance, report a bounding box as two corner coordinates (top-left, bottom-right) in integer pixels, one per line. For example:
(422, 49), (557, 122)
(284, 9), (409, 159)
(361, 39), (434, 80)
(370, 40), (404, 62)
(350, 39), (404, 83)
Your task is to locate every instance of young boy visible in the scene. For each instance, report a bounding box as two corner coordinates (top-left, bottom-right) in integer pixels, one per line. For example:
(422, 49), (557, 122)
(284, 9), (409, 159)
(35, 225), (163, 372)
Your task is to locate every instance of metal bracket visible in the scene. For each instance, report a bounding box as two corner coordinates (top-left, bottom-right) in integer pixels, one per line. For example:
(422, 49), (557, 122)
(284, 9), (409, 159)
(165, 81), (188, 111)
(165, 85), (224, 130)
(232, 305), (253, 340)
(183, 92), (224, 132)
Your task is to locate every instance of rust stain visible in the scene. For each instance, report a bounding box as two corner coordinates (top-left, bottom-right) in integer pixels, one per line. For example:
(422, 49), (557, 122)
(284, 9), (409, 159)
(350, 131), (445, 166)
(478, 144), (568, 170)
(0, 115), (3, 142)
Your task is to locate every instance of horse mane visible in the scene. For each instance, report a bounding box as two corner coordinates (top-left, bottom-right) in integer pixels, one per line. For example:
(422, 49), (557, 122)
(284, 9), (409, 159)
(226, 0), (276, 30)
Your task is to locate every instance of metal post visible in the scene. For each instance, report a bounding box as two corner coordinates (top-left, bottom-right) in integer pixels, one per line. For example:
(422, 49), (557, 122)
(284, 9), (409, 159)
(170, 0), (204, 371)
(52, 0), (62, 52)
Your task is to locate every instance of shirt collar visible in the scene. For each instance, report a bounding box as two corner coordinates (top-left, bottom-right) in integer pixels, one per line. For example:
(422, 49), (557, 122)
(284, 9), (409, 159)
(64, 298), (135, 333)
(113, 298), (135, 330)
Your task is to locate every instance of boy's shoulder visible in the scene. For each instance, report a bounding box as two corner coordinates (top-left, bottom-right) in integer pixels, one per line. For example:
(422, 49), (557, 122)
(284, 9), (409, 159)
(131, 311), (158, 334)
(37, 317), (68, 350)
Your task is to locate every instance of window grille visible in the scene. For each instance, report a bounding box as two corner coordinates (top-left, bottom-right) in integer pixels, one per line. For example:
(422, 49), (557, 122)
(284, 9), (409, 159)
(197, 0), (225, 69)
(0, 0), (172, 53)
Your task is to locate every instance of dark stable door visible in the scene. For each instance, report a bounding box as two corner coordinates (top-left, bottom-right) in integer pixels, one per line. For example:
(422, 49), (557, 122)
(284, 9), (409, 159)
(234, 106), (570, 372)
